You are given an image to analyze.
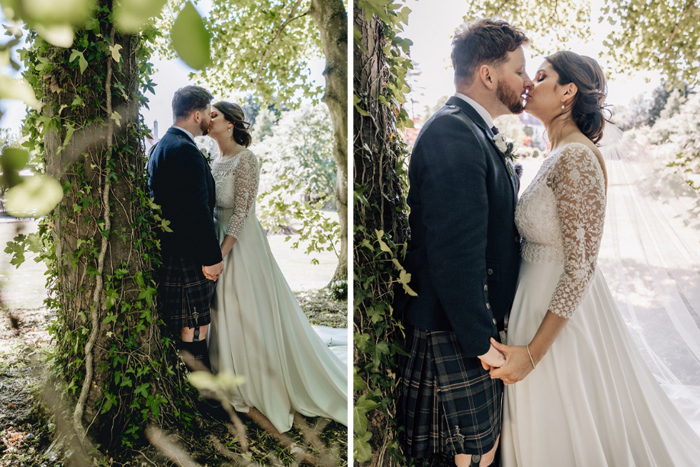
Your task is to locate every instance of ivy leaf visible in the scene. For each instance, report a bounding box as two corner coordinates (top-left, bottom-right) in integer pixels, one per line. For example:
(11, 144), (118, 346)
(354, 431), (374, 463)
(69, 49), (88, 74)
(353, 394), (379, 435)
(109, 44), (123, 63)
(171, 1), (211, 70)
(134, 382), (150, 397)
(353, 94), (371, 117)
(110, 111), (122, 127)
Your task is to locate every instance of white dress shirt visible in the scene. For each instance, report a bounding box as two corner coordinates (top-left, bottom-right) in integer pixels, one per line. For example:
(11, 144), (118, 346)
(171, 125), (196, 143)
(454, 92), (496, 130)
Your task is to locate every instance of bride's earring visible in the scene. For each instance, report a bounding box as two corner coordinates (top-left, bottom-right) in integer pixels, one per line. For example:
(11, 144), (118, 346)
(561, 104), (565, 110)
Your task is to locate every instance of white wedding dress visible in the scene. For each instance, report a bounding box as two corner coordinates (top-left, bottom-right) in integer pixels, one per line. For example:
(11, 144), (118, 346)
(207, 149), (348, 433)
(501, 143), (700, 466)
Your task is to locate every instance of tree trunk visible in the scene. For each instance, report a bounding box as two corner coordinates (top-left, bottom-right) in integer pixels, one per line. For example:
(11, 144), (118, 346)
(353, 5), (409, 466)
(39, 2), (184, 453)
(309, 0), (348, 283)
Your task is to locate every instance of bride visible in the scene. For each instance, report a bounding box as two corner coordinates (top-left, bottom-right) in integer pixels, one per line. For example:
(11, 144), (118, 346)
(203, 101), (347, 433)
(490, 51), (700, 465)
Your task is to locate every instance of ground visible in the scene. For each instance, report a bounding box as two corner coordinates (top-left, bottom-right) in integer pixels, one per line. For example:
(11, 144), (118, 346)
(0, 221), (348, 466)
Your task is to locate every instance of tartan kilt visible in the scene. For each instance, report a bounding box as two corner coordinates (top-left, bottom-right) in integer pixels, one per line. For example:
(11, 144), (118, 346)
(157, 255), (215, 331)
(400, 325), (503, 458)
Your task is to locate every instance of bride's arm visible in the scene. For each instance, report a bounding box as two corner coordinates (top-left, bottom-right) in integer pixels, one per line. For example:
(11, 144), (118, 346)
(491, 145), (606, 383)
(222, 151), (259, 257)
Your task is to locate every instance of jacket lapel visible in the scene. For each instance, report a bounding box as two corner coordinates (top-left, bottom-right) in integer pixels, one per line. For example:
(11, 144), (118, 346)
(446, 97), (518, 206)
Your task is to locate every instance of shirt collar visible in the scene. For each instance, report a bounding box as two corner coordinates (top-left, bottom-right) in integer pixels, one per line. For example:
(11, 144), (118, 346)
(171, 125), (196, 143)
(453, 92), (495, 130)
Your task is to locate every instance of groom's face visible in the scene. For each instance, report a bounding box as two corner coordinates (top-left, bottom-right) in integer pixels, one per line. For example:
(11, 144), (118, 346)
(494, 47), (532, 114)
(198, 104), (212, 136)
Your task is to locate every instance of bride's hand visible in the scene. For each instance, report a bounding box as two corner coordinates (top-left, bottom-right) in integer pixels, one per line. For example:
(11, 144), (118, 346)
(488, 338), (535, 385)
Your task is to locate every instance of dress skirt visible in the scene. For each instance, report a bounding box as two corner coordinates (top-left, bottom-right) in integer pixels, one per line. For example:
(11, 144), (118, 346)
(501, 259), (700, 466)
(208, 214), (347, 432)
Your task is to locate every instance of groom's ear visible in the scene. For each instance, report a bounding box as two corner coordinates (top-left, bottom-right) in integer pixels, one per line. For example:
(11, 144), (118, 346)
(478, 64), (496, 90)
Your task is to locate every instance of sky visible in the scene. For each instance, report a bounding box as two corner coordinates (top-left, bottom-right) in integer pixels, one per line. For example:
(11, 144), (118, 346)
(0, 0), (325, 138)
(402, 0), (663, 121)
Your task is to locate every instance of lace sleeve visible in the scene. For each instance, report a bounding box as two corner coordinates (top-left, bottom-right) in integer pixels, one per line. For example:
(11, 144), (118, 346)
(226, 150), (259, 240)
(546, 144), (606, 318)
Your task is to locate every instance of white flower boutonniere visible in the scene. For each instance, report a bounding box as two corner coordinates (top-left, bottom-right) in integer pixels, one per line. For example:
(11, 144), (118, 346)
(493, 134), (518, 176)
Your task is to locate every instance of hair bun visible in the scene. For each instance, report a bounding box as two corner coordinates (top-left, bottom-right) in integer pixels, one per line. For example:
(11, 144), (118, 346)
(213, 101), (252, 147)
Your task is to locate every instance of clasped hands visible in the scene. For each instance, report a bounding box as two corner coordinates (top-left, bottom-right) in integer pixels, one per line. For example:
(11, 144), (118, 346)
(478, 338), (535, 386)
(202, 261), (224, 281)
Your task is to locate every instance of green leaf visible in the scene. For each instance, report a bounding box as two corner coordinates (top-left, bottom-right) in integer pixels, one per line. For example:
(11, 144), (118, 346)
(353, 394), (379, 435)
(110, 111), (122, 127)
(5, 175), (64, 218)
(115, 0), (169, 33)
(354, 431), (373, 462)
(109, 44), (123, 62)
(171, 1), (212, 70)
(0, 76), (40, 109)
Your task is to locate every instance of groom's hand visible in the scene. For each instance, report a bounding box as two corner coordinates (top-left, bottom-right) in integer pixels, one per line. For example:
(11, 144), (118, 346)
(202, 261), (223, 281)
(478, 343), (506, 371)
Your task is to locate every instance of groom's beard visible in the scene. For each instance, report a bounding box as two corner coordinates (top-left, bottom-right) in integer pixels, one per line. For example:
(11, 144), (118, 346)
(497, 81), (525, 114)
(200, 119), (210, 136)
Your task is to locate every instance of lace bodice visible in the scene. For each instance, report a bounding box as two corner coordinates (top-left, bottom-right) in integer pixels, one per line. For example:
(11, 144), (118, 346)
(515, 143), (606, 318)
(211, 149), (259, 240)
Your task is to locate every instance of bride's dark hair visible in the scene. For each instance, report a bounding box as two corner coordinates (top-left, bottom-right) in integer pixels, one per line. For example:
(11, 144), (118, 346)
(546, 51), (609, 144)
(213, 101), (252, 147)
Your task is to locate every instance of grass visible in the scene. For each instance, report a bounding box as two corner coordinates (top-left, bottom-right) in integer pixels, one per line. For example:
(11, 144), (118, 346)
(0, 220), (348, 466)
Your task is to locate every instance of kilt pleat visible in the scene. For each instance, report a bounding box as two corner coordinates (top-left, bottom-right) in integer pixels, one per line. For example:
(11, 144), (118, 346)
(158, 255), (214, 331)
(400, 325), (503, 458)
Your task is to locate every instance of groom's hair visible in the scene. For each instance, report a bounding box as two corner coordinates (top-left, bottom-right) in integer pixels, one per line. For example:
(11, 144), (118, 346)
(451, 19), (529, 87)
(172, 85), (213, 120)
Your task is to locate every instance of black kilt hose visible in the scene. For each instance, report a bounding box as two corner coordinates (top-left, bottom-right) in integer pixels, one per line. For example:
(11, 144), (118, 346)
(400, 325), (503, 458)
(158, 255), (215, 331)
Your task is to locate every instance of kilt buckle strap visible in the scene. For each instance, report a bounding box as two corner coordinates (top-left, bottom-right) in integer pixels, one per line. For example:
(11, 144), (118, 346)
(453, 425), (466, 451)
(192, 309), (201, 342)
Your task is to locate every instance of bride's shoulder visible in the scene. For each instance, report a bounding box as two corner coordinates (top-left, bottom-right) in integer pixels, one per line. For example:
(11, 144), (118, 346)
(555, 142), (605, 171)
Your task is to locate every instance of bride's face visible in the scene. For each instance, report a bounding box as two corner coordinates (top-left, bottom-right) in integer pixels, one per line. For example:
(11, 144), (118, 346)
(524, 61), (568, 120)
(208, 107), (233, 141)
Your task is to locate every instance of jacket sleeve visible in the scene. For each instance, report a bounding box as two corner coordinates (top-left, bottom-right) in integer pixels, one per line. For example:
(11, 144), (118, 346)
(173, 144), (223, 266)
(418, 116), (497, 357)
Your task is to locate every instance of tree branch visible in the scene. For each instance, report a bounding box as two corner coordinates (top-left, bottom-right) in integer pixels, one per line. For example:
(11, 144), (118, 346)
(73, 26), (115, 446)
(662, 0), (696, 67)
(254, 0), (310, 88)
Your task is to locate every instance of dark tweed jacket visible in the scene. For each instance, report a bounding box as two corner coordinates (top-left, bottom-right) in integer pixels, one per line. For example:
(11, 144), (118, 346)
(397, 96), (522, 358)
(147, 127), (223, 267)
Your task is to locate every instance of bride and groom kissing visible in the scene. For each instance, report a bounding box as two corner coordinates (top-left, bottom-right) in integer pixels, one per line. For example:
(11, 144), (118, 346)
(396, 18), (700, 467)
(147, 86), (347, 433)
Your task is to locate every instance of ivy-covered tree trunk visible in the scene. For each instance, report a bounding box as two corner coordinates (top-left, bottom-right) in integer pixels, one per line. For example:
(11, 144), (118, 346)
(353, 4), (410, 466)
(27, 1), (187, 453)
(309, 0), (348, 283)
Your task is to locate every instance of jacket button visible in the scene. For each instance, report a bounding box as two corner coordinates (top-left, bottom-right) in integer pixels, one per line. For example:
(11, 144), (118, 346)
(492, 318), (497, 325)
(484, 284), (488, 291)
(486, 303), (491, 310)
(487, 269), (493, 275)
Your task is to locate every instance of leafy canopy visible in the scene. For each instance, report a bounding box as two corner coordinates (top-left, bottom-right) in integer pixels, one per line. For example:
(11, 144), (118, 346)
(462, 0), (700, 86)
(156, 0), (323, 106)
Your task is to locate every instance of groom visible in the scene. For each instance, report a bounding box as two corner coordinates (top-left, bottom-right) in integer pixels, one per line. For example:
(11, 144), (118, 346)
(148, 85), (223, 372)
(397, 19), (531, 467)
